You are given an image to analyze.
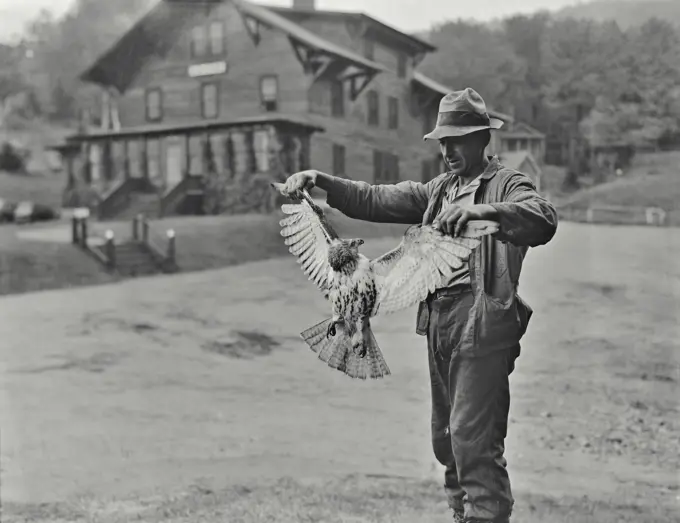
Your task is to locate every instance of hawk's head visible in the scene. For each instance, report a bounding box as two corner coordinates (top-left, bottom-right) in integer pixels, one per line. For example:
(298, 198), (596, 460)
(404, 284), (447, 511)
(328, 238), (364, 272)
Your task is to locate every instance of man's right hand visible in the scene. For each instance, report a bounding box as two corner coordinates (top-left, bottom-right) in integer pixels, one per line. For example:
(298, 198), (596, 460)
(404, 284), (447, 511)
(275, 170), (321, 198)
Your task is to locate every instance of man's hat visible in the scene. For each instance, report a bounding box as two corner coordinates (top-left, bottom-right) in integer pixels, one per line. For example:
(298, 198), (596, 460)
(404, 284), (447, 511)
(423, 87), (504, 141)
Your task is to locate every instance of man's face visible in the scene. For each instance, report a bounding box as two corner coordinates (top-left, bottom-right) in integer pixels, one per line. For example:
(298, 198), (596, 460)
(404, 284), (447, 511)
(439, 132), (486, 177)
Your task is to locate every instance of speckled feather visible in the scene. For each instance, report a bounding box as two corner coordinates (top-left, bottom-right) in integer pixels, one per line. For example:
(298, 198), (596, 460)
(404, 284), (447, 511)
(272, 186), (499, 380)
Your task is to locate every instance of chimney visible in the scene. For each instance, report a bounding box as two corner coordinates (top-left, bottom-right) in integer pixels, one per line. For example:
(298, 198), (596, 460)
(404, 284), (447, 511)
(293, 0), (315, 10)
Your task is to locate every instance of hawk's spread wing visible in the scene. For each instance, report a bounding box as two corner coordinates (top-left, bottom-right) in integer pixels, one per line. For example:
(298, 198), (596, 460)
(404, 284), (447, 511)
(276, 188), (339, 293)
(371, 221), (499, 315)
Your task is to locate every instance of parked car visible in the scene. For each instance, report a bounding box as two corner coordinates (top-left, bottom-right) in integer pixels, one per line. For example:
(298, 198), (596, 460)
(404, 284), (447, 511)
(13, 201), (59, 224)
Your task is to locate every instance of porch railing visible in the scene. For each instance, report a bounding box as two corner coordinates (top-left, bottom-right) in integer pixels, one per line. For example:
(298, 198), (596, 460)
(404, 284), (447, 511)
(71, 210), (177, 273)
(71, 210), (115, 270)
(160, 175), (203, 217)
(97, 178), (134, 221)
(132, 214), (178, 272)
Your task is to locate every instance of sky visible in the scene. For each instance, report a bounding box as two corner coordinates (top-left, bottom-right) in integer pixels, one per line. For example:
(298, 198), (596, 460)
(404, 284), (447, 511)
(0, 0), (587, 42)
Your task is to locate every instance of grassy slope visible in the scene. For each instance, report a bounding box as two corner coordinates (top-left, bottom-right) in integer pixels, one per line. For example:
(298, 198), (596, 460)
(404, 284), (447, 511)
(1, 223), (679, 522)
(561, 151), (680, 210)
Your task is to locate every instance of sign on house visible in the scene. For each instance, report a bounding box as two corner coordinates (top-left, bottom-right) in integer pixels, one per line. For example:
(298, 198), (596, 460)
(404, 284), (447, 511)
(188, 61), (228, 78)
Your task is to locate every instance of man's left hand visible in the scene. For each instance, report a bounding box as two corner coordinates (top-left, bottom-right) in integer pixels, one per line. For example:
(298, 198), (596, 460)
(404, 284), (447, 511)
(432, 204), (499, 237)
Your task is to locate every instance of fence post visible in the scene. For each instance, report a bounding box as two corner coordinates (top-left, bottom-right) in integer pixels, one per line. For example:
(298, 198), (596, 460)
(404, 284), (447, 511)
(167, 229), (176, 266)
(132, 214), (140, 241)
(105, 230), (116, 270)
(80, 218), (88, 247)
(72, 217), (79, 244)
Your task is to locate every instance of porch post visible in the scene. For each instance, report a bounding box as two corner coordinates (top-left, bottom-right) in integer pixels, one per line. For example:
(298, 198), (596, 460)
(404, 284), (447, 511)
(184, 134), (190, 178)
(124, 140), (130, 180)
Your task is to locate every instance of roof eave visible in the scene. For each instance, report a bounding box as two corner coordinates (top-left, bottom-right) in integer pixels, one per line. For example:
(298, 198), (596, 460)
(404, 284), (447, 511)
(359, 14), (437, 53)
(263, 6), (437, 54)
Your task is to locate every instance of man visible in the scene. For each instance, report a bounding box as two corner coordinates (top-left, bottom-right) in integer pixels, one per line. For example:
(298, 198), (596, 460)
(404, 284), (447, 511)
(278, 88), (558, 523)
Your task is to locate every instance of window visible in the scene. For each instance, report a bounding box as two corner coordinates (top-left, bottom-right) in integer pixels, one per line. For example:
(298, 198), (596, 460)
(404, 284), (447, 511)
(421, 158), (440, 182)
(89, 144), (102, 183)
(145, 88), (162, 122)
(397, 53), (407, 78)
(388, 96), (399, 129)
(423, 108), (436, 135)
(253, 129), (270, 172)
(191, 25), (208, 58)
(192, 20), (226, 57)
(188, 135), (203, 175)
(331, 80), (344, 117)
(127, 140), (143, 178)
(421, 159), (431, 183)
(230, 131), (247, 174)
(332, 143), (345, 176)
(201, 82), (219, 119)
(260, 75), (278, 111)
(364, 39), (374, 60)
(373, 150), (400, 184)
(367, 90), (379, 126)
(209, 21), (225, 55)
(146, 139), (161, 183)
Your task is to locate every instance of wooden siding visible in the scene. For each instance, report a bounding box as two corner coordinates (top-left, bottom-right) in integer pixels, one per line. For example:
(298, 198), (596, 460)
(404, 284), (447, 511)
(283, 16), (440, 183)
(116, 2), (311, 127)
(94, 4), (516, 190)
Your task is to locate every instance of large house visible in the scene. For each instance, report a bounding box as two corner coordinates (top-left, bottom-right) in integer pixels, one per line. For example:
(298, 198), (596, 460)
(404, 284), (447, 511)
(58, 0), (529, 220)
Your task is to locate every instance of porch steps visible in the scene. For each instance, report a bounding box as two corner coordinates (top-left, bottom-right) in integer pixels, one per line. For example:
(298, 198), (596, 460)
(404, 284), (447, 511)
(114, 193), (161, 221)
(108, 241), (162, 277)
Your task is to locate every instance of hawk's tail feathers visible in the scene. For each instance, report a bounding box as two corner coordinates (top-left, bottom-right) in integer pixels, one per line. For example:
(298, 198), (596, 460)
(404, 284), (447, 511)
(300, 318), (391, 380)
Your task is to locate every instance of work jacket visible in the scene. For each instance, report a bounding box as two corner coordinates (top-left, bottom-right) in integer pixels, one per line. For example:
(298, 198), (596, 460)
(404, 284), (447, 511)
(324, 156), (558, 356)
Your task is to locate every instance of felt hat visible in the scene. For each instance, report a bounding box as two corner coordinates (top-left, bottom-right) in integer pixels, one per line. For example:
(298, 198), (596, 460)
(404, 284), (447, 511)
(423, 87), (504, 141)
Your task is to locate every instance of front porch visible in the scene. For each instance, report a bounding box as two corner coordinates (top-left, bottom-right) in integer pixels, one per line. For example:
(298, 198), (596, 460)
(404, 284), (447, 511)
(57, 115), (324, 220)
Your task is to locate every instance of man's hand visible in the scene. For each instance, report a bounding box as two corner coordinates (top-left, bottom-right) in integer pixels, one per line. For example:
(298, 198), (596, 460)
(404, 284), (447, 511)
(275, 170), (320, 199)
(432, 204), (499, 237)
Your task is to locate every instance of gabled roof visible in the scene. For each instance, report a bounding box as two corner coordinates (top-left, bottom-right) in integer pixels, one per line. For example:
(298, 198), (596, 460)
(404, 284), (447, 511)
(80, 0), (385, 93)
(499, 150), (541, 174)
(234, 0), (385, 73)
(411, 71), (514, 123)
(498, 121), (545, 138)
(80, 0), (187, 92)
(263, 5), (437, 54)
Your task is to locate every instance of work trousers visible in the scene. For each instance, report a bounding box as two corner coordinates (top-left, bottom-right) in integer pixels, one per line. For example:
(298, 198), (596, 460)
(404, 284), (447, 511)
(426, 287), (520, 523)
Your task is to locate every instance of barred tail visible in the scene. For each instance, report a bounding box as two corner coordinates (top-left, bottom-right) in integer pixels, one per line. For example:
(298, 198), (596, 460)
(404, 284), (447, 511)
(300, 318), (391, 380)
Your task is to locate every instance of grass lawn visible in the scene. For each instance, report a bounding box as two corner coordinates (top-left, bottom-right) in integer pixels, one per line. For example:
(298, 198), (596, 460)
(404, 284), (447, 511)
(0, 209), (411, 296)
(1, 222), (679, 522)
(0, 222), (118, 296)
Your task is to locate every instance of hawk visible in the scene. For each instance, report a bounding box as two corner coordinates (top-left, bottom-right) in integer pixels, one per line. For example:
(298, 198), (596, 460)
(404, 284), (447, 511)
(271, 185), (499, 380)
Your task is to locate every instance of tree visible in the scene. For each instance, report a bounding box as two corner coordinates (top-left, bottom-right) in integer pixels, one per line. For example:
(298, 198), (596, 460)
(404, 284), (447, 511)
(502, 13), (551, 126)
(419, 20), (527, 115)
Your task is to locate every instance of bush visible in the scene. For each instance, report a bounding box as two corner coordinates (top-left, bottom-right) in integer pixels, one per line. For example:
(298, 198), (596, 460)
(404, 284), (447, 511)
(0, 141), (27, 173)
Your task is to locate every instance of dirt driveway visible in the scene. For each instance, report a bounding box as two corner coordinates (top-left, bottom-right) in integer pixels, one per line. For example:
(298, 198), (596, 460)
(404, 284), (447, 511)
(1, 222), (678, 521)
